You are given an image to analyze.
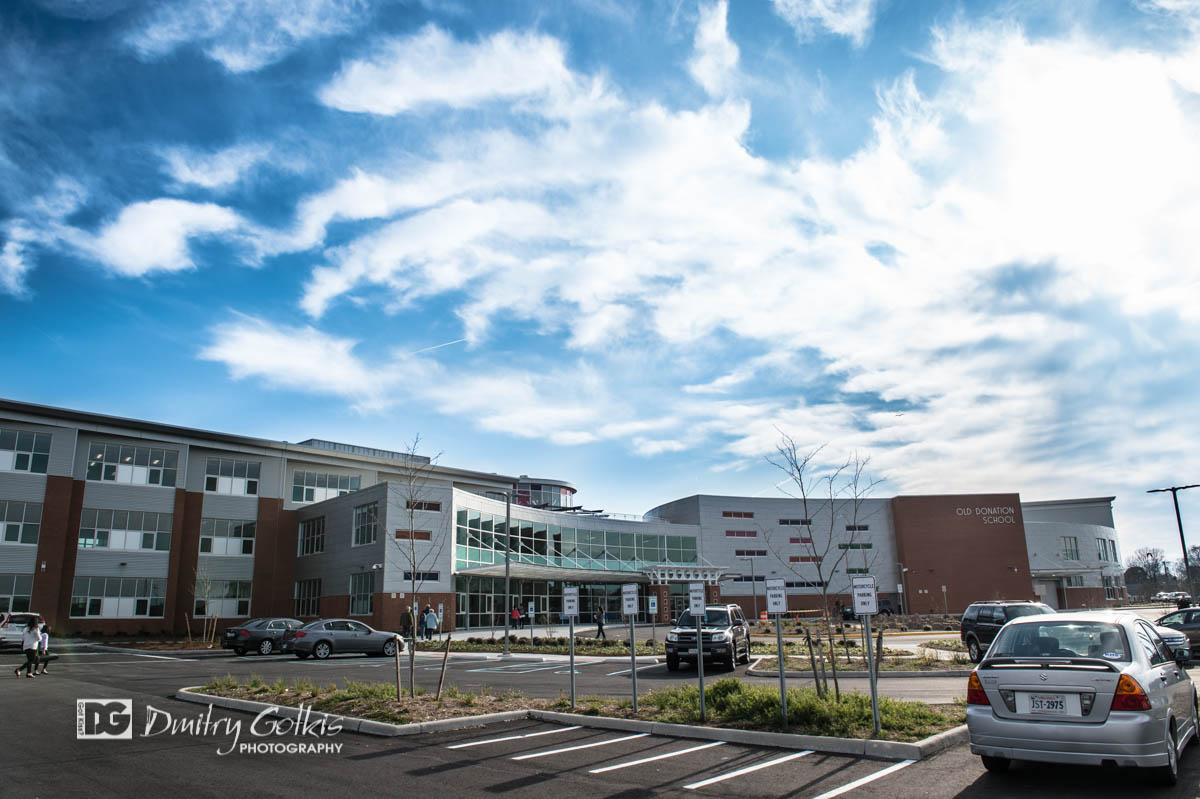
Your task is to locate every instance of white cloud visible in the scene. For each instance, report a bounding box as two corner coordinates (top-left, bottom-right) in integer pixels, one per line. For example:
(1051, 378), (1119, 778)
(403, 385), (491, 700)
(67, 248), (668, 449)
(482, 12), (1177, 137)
(199, 315), (386, 411)
(0, 225), (35, 297)
(771, 0), (879, 45)
(161, 143), (273, 189)
(318, 25), (576, 114)
(90, 199), (244, 276)
(689, 1), (739, 97)
(126, 0), (368, 72)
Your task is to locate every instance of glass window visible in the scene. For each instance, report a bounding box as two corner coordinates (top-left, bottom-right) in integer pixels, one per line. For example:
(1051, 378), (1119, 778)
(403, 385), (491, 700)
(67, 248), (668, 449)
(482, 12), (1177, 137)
(0, 427), (52, 474)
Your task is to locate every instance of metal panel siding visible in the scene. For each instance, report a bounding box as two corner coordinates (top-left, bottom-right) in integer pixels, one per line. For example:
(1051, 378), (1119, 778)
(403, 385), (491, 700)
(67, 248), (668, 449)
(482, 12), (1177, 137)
(201, 494), (259, 520)
(0, 472), (48, 502)
(82, 483), (177, 513)
(197, 554), (255, 581)
(383, 483), (454, 593)
(293, 483), (388, 596)
(0, 544), (37, 572)
(74, 549), (169, 577)
(0, 417), (76, 477)
(256, 456), (284, 500)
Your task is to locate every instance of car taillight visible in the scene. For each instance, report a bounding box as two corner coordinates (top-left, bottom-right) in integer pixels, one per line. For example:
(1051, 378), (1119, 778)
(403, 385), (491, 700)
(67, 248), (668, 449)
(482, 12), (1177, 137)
(294, 631), (307, 638)
(239, 629), (251, 637)
(967, 671), (990, 705)
(1111, 674), (1152, 711)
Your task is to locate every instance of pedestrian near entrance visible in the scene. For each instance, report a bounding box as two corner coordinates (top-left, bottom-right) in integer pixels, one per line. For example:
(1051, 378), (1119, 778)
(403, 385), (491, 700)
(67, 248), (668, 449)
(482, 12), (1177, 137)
(593, 608), (606, 640)
(14, 617), (40, 678)
(401, 606), (413, 641)
(511, 605), (522, 630)
(423, 605), (438, 641)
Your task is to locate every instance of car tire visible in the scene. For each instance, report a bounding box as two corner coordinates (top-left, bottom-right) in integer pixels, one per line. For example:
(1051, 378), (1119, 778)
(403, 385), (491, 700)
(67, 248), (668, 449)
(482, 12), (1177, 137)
(258, 639), (274, 656)
(981, 756), (1010, 774)
(313, 641), (332, 660)
(383, 639), (397, 657)
(738, 639), (751, 665)
(967, 637), (982, 663)
(666, 655), (679, 671)
(233, 647), (246, 656)
(1153, 725), (1178, 786)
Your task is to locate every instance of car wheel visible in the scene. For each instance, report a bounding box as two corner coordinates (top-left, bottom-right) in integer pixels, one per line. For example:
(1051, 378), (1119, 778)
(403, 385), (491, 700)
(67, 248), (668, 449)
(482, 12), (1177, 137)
(666, 655), (679, 671)
(233, 647), (246, 656)
(1153, 725), (1179, 786)
(258, 639), (274, 656)
(383, 639), (397, 657)
(967, 637), (982, 663)
(738, 639), (751, 665)
(981, 756), (1010, 774)
(313, 641), (332, 660)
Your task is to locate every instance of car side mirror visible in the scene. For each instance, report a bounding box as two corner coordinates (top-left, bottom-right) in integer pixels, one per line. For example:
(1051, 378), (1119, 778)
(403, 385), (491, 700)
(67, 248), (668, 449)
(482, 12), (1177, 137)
(670, 618), (677, 625)
(1175, 646), (1191, 666)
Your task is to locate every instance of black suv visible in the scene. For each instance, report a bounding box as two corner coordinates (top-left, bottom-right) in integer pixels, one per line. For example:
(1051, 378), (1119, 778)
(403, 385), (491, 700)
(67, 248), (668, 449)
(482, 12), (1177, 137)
(961, 600), (1055, 662)
(665, 604), (751, 671)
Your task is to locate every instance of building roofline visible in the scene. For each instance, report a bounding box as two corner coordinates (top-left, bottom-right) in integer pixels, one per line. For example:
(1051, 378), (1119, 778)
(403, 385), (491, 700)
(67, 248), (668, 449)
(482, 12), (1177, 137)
(0, 396), (519, 486)
(1021, 496), (1117, 507)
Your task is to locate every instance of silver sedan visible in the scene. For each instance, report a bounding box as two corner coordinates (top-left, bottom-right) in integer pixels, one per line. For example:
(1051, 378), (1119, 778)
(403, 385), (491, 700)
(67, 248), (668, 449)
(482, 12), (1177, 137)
(286, 618), (405, 660)
(966, 611), (1198, 786)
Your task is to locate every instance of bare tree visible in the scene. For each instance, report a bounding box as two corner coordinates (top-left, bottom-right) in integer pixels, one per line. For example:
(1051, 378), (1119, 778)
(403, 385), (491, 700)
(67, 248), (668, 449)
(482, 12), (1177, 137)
(386, 435), (449, 697)
(1129, 547), (1171, 594)
(191, 561), (218, 648)
(762, 432), (882, 699)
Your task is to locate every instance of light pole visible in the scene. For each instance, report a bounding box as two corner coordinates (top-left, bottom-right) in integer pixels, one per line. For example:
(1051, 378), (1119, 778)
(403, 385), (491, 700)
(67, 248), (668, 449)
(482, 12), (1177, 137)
(897, 563), (910, 616)
(738, 556), (758, 620)
(1148, 484), (1200, 600)
(503, 489), (512, 658)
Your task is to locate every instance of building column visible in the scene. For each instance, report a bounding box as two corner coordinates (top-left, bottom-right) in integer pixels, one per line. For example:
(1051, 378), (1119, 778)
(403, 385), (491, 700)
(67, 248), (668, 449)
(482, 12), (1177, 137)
(705, 583), (722, 605)
(652, 584), (670, 624)
(33, 476), (85, 630)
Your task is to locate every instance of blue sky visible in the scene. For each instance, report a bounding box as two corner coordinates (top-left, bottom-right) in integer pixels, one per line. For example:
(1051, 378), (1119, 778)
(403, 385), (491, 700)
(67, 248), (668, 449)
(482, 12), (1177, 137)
(3, 0), (1200, 564)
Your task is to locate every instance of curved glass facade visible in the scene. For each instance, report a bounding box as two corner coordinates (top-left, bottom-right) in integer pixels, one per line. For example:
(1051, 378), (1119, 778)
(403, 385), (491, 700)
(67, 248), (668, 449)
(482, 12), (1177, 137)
(454, 508), (698, 571)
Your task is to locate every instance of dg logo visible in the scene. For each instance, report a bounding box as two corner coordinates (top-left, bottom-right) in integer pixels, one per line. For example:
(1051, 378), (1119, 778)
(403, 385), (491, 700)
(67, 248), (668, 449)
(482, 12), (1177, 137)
(76, 699), (134, 740)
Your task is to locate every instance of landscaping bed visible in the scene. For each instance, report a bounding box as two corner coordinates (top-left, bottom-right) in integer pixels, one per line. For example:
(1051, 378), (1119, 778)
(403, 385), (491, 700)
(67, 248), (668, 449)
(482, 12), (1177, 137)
(200, 675), (964, 742)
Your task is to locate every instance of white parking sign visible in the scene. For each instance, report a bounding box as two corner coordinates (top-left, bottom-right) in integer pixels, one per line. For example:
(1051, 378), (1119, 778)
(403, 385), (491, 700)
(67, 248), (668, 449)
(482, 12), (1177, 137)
(765, 578), (787, 614)
(622, 583), (639, 616)
(688, 583), (706, 616)
(563, 586), (579, 617)
(852, 576), (878, 615)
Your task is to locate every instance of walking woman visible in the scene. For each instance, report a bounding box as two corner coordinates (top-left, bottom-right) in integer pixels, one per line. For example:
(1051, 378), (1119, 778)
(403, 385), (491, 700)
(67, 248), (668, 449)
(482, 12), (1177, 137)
(13, 617), (40, 678)
(36, 624), (51, 675)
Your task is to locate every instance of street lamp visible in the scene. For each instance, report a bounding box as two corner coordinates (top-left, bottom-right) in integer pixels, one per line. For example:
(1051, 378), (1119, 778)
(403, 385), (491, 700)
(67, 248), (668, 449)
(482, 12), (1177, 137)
(897, 563), (910, 616)
(503, 489), (513, 658)
(737, 555), (758, 620)
(1148, 484), (1200, 600)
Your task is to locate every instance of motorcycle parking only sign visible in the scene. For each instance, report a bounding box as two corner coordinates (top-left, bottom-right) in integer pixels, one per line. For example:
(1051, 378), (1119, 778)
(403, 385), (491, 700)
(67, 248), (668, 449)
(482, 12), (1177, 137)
(851, 576), (878, 615)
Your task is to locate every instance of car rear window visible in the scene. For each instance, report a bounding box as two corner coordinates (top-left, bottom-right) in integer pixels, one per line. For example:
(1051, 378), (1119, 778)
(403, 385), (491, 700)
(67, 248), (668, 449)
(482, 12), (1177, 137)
(1004, 605), (1052, 620)
(991, 621), (1130, 661)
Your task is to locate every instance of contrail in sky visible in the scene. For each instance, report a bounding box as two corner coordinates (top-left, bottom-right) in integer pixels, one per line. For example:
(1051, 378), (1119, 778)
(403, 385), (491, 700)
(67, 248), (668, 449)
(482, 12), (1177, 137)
(407, 338), (467, 356)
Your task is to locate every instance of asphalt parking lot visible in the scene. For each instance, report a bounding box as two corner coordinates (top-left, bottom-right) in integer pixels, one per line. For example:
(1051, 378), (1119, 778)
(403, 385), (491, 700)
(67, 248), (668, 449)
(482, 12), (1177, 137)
(3, 645), (1199, 797)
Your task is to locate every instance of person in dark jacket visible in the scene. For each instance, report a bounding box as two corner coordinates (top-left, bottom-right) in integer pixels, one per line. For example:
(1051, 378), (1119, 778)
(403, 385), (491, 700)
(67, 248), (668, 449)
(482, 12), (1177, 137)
(593, 608), (606, 640)
(13, 618), (40, 678)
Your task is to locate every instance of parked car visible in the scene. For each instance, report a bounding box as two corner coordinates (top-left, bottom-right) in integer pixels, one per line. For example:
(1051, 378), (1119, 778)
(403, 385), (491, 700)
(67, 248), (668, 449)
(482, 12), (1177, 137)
(961, 600), (1055, 663)
(0, 612), (43, 648)
(1156, 609), (1200, 647)
(221, 617), (304, 655)
(1153, 592), (1171, 603)
(966, 611), (1197, 785)
(285, 618), (405, 660)
(664, 604), (751, 671)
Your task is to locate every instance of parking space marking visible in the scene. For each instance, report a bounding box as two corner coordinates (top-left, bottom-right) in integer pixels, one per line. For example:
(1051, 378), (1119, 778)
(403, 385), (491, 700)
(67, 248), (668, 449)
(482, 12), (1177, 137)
(606, 663), (660, 676)
(467, 663), (569, 674)
(807, 759), (915, 799)
(511, 733), (650, 760)
(682, 750), (813, 790)
(447, 726), (583, 749)
(588, 740), (726, 773)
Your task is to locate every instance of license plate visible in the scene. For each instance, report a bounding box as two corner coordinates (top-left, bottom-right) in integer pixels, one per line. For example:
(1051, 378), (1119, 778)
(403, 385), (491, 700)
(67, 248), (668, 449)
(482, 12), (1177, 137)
(683, 648), (697, 654)
(1029, 694), (1067, 714)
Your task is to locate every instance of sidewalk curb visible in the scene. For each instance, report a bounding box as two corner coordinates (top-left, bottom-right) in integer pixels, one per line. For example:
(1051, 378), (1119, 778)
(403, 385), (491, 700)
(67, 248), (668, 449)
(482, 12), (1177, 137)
(745, 666), (973, 679)
(174, 688), (964, 761)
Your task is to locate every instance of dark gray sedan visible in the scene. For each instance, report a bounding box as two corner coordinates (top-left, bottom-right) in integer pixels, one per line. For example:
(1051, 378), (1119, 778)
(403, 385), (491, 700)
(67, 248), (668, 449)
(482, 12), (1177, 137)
(1156, 609), (1200, 646)
(222, 617), (304, 655)
(286, 618), (405, 660)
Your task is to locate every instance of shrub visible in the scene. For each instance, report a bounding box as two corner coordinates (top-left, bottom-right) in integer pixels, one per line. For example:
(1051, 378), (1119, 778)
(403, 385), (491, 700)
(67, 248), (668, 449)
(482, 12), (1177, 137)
(922, 625), (933, 632)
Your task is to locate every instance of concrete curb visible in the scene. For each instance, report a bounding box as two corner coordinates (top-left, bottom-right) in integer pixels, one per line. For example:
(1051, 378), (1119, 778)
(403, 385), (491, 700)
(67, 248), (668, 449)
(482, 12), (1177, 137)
(174, 687), (964, 761)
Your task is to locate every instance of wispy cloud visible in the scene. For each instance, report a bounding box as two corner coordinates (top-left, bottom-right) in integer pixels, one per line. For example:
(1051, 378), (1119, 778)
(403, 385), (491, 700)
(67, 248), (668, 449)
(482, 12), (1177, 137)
(689, 1), (740, 97)
(89, 199), (246, 277)
(160, 143), (274, 190)
(771, 0), (879, 45)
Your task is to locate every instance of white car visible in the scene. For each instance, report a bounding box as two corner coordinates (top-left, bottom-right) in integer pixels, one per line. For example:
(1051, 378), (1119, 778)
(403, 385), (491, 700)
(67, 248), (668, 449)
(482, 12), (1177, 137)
(0, 612), (43, 648)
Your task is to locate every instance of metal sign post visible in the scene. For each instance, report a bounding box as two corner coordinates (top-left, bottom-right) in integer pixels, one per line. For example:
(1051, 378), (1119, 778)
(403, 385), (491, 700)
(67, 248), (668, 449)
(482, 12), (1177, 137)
(622, 583), (640, 712)
(688, 582), (707, 722)
(765, 578), (788, 726)
(528, 600), (536, 649)
(563, 586), (579, 709)
(852, 575), (881, 735)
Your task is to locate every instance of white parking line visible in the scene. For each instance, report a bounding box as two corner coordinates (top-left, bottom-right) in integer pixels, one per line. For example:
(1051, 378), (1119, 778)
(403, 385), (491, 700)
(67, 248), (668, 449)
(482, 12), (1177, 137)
(606, 663), (660, 676)
(589, 741), (726, 773)
(808, 759), (915, 799)
(511, 733), (650, 760)
(52, 658), (199, 665)
(682, 750), (813, 790)
(447, 726), (583, 749)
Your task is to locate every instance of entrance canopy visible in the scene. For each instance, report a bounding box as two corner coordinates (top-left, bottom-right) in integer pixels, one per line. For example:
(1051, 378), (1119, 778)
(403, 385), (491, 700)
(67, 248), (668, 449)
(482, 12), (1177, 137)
(456, 561), (726, 585)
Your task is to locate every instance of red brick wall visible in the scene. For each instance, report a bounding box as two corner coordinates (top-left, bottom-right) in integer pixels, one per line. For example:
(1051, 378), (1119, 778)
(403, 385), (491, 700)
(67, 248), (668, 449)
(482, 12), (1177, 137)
(252, 497), (297, 618)
(164, 488), (204, 634)
(891, 494), (1034, 614)
(1062, 587), (1108, 610)
(33, 476), (85, 629)
(651, 584), (671, 624)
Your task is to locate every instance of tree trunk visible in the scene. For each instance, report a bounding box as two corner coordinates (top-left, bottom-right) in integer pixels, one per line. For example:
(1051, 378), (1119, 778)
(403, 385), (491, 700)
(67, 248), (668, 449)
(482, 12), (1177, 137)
(827, 625), (841, 702)
(805, 629), (823, 699)
(435, 629), (452, 701)
(394, 635), (403, 700)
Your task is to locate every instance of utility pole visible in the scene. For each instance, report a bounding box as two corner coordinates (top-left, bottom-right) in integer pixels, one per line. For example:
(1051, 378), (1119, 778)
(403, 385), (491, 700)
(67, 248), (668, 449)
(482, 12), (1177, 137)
(1148, 484), (1200, 599)
(503, 489), (512, 658)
